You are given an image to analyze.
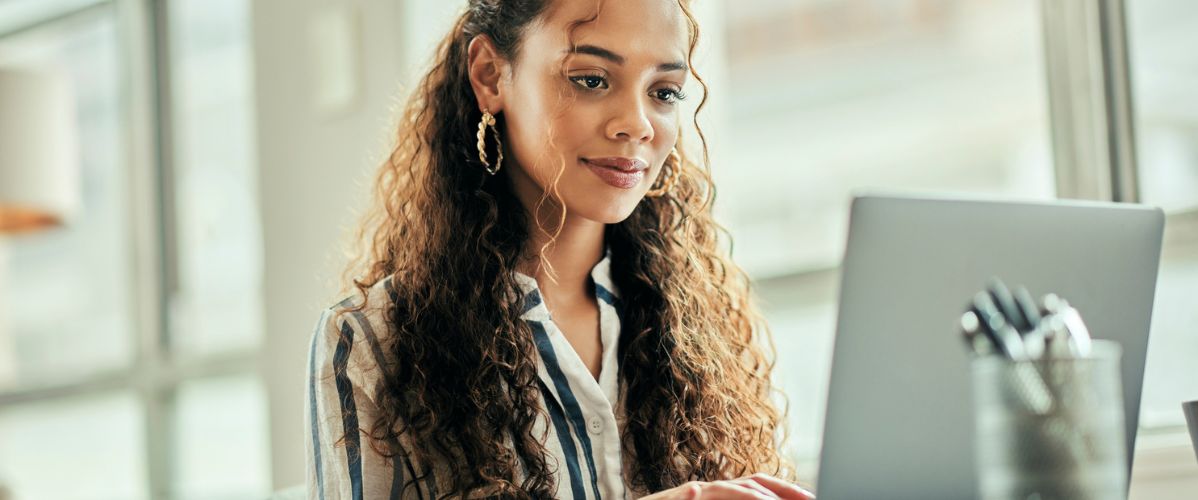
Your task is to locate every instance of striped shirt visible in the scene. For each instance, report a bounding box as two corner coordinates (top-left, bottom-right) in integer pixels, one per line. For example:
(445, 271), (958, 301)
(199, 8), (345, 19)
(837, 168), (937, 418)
(305, 251), (640, 499)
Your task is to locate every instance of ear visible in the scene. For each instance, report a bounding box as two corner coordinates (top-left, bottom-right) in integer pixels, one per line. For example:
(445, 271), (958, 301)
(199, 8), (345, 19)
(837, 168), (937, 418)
(467, 34), (507, 114)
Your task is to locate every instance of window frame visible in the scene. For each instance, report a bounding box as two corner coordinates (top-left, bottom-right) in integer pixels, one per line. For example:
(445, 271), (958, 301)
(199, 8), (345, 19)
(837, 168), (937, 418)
(0, 1), (260, 498)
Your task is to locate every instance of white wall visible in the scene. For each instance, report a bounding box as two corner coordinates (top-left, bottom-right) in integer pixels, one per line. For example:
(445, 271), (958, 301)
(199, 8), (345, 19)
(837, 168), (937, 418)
(251, 0), (410, 489)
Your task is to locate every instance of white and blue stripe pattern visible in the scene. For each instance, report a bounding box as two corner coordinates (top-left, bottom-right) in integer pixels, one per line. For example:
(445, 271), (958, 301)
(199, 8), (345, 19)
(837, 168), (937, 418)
(305, 250), (634, 499)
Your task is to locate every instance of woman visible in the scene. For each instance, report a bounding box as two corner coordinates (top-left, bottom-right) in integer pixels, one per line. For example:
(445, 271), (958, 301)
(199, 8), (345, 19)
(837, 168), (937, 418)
(306, 0), (813, 498)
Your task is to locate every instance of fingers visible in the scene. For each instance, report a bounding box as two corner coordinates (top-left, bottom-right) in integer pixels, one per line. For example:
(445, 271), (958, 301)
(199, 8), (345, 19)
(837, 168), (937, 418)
(746, 474), (815, 500)
(651, 476), (815, 500)
(731, 478), (781, 498)
(640, 484), (687, 500)
(674, 482), (701, 500)
(698, 481), (778, 499)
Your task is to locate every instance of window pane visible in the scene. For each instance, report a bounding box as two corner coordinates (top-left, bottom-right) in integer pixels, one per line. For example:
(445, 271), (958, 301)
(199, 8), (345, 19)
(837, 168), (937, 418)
(1129, 0), (1198, 213)
(0, 392), (148, 500)
(167, 0), (264, 357)
(0, 0), (106, 36)
(0, 13), (134, 390)
(1127, 0), (1198, 429)
(719, 0), (1054, 277)
(172, 375), (271, 500)
(1138, 240), (1198, 428)
(715, 0), (1056, 465)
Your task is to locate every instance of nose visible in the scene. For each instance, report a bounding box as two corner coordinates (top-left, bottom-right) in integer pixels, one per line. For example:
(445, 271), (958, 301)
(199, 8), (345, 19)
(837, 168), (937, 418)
(604, 92), (655, 144)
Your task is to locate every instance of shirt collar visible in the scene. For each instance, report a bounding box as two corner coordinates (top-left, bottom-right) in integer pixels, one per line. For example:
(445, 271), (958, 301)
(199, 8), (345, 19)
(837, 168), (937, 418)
(514, 247), (618, 322)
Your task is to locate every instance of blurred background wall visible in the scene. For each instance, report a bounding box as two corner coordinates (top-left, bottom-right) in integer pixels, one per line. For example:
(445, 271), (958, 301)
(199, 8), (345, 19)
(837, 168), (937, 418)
(251, 0), (403, 493)
(0, 0), (1195, 499)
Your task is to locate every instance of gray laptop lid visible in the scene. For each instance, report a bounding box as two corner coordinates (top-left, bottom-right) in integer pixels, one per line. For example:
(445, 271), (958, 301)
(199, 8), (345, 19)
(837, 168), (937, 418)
(815, 194), (1164, 500)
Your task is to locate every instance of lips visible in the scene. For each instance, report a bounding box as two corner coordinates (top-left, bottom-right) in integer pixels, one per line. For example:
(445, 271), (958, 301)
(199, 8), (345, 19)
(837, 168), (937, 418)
(582, 157), (647, 172)
(581, 157), (647, 189)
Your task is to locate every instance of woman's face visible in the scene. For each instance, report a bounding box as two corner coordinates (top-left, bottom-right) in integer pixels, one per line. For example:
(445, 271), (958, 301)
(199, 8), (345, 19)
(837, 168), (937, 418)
(491, 0), (691, 224)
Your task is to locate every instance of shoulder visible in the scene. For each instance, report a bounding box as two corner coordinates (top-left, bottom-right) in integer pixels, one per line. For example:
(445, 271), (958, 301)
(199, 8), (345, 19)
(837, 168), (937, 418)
(320, 275), (397, 348)
(308, 276), (399, 396)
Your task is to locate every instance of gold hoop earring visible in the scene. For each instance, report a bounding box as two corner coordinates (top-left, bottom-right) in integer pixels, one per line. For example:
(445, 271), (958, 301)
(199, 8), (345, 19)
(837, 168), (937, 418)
(477, 108), (503, 175)
(644, 148), (682, 198)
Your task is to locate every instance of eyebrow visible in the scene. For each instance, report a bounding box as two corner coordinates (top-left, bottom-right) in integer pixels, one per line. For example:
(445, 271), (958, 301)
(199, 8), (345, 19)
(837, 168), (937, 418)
(568, 44), (688, 73)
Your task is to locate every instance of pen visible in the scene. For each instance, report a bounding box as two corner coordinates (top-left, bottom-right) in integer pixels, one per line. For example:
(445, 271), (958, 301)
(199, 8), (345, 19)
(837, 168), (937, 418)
(1014, 286), (1045, 359)
(1041, 294), (1093, 358)
(959, 310), (993, 357)
(971, 291), (1028, 361)
(987, 278), (1029, 332)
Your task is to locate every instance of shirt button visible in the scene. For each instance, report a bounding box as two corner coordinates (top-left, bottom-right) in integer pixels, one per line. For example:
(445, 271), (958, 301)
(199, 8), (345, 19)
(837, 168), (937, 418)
(587, 416), (603, 435)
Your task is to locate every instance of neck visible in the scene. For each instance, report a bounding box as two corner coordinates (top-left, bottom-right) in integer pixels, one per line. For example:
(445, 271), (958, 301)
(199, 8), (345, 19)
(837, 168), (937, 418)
(519, 207), (605, 302)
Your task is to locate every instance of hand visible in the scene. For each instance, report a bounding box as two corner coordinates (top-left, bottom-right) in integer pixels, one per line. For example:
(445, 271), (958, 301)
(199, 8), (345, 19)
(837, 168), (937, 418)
(642, 473), (815, 500)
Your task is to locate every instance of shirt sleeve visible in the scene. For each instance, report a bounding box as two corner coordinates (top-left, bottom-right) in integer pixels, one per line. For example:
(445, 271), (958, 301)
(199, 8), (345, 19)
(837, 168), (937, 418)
(305, 306), (412, 500)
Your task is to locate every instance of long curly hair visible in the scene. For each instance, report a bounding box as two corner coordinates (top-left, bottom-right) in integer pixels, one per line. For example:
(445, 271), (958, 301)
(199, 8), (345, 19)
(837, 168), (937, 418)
(337, 0), (793, 497)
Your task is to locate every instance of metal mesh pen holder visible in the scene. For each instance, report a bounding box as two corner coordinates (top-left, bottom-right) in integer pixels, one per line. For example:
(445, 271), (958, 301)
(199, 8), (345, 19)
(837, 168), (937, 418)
(971, 340), (1127, 500)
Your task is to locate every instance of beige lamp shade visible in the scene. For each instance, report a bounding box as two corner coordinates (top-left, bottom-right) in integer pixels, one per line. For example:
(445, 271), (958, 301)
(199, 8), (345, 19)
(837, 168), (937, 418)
(0, 67), (80, 234)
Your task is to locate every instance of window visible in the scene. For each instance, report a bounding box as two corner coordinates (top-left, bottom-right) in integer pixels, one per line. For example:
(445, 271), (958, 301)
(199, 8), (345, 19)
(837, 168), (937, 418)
(167, 0), (264, 358)
(0, 7), (133, 392)
(0, 392), (147, 500)
(0, 0), (106, 35)
(713, 0), (1055, 472)
(1127, 0), (1198, 431)
(172, 375), (270, 500)
(163, 1), (272, 489)
(716, 0), (1054, 278)
(0, 1), (267, 498)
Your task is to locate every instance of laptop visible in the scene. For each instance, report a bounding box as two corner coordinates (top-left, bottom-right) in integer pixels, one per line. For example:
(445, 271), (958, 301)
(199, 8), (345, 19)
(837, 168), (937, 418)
(814, 194), (1165, 499)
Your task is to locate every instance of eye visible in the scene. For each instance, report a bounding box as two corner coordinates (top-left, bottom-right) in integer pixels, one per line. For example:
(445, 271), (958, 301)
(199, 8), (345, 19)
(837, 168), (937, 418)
(652, 87), (688, 104)
(569, 74), (608, 91)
